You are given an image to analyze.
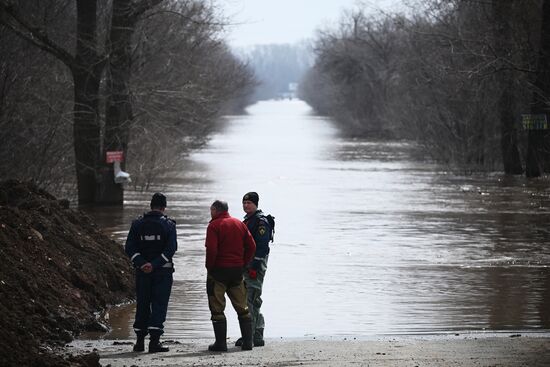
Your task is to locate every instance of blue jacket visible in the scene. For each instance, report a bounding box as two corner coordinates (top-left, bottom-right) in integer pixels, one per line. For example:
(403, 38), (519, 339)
(125, 211), (178, 271)
(244, 209), (271, 269)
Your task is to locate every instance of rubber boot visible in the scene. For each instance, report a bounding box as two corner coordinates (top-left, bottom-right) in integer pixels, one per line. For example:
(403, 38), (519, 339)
(239, 318), (253, 351)
(133, 334), (145, 352)
(149, 334), (169, 353)
(254, 328), (265, 347)
(208, 320), (228, 352)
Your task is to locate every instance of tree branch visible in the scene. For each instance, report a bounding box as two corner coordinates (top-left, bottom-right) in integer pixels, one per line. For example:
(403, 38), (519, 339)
(131, 0), (165, 19)
(0, 1), (75, 69)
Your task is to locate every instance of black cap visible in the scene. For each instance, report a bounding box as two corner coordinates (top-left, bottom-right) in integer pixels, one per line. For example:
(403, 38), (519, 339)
(150, 192), (167, 209)
(242, 192), (259, 207)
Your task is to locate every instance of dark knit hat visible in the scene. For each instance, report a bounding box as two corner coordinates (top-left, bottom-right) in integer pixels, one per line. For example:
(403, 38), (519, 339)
(150, 192), (167, 209)
(242, 192), (259, 206)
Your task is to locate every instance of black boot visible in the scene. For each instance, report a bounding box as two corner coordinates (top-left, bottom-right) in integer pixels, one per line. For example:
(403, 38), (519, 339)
(238, 318), (253, 351)
(254, 328), (265, 347)
(208, 320), (228, 352)
(133, 334), (146, 352)
(149, 334), (169, 353)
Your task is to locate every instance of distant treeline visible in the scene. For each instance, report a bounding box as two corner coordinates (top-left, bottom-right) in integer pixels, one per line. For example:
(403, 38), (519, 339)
(237, 42), (313, 101)
(300, 0), (550, 175)
(0, 0), (255, 201)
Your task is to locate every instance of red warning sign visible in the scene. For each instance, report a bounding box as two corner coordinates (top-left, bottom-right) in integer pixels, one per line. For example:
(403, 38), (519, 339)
(106, 151), (124, 163)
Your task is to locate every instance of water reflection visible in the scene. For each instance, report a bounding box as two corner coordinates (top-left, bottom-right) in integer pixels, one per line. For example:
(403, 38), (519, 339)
(85, 100), (550, 339)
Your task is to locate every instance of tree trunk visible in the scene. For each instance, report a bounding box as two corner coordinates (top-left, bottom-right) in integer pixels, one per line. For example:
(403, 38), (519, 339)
(73, 0), (102, 205)
(96, 0), (136, 205)
(0, 0), (166, 205)
(493, 0), (523, 174)
(499, 73), (524, 174)
(527, 0), (550, 177)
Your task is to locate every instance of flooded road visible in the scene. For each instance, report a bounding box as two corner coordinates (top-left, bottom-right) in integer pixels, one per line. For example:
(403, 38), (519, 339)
(86, 100), (550, 340)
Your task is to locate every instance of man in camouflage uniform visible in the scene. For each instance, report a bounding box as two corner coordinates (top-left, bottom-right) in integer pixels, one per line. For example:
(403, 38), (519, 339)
(236, 191), (272, 347)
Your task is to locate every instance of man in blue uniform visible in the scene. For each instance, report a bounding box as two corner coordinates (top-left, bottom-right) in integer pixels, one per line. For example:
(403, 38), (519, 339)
(236, 191), (272, 347)
(125, 193), (177, 353)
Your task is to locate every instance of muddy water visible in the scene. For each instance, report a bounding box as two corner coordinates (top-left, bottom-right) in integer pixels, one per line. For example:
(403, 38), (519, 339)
(85, 100), (550, 340)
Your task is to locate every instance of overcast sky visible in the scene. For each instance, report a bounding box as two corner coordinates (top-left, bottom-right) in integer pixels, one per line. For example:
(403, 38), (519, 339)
(220, 0), (404, 47)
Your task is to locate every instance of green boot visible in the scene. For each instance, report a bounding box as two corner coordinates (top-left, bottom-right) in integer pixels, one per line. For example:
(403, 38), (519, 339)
(254, 328), (265, 347)
(239, 318), (253, 351)
(208, 320), (228, 352)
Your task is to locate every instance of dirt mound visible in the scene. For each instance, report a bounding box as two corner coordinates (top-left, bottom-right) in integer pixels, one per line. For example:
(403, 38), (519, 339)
(0, 180), (134, 366)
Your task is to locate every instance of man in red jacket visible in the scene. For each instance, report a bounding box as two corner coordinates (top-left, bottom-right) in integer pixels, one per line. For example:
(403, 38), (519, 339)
(205, 200), (256, 351)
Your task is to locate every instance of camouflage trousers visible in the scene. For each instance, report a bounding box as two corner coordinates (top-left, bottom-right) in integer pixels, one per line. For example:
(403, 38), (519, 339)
(244, 255), (268, 333)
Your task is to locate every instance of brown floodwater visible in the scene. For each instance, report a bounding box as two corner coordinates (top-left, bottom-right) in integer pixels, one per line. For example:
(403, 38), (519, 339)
(84, 100), (550, 340)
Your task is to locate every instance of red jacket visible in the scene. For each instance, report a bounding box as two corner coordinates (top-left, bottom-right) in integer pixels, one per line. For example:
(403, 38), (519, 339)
(205, 211), (256, 270)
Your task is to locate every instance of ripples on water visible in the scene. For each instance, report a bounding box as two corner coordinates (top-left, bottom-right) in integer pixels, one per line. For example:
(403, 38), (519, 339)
(85, 100), (550, 339)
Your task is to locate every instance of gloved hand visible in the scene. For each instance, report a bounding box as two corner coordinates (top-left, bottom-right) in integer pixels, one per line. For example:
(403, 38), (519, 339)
(248, 268), (257, 279)
(250, 259), (262, 271)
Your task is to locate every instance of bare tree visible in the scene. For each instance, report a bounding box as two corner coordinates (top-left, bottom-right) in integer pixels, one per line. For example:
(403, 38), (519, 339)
(526, 0), (550, 177)
(493, 0), (523, 174)
(126, 0), (256, 189)
(301, 0), (542, 172)
(1, 1), (110, 204)
(0, 0), (257, 198)
(99, 0), (163, 204)
(0, 21), (74, 193)
(0, 1), (104, 202)
(304, 12), (404, 137)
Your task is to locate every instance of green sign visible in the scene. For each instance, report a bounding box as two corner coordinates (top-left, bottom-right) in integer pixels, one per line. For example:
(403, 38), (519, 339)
(522, 114), (548, 130)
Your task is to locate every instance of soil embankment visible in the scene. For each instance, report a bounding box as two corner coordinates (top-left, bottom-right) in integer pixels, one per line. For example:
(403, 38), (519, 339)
(0, 180), (134, 366)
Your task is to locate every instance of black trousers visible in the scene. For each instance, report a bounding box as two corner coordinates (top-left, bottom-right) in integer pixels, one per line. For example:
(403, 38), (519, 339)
(133, 268), (173, 337)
